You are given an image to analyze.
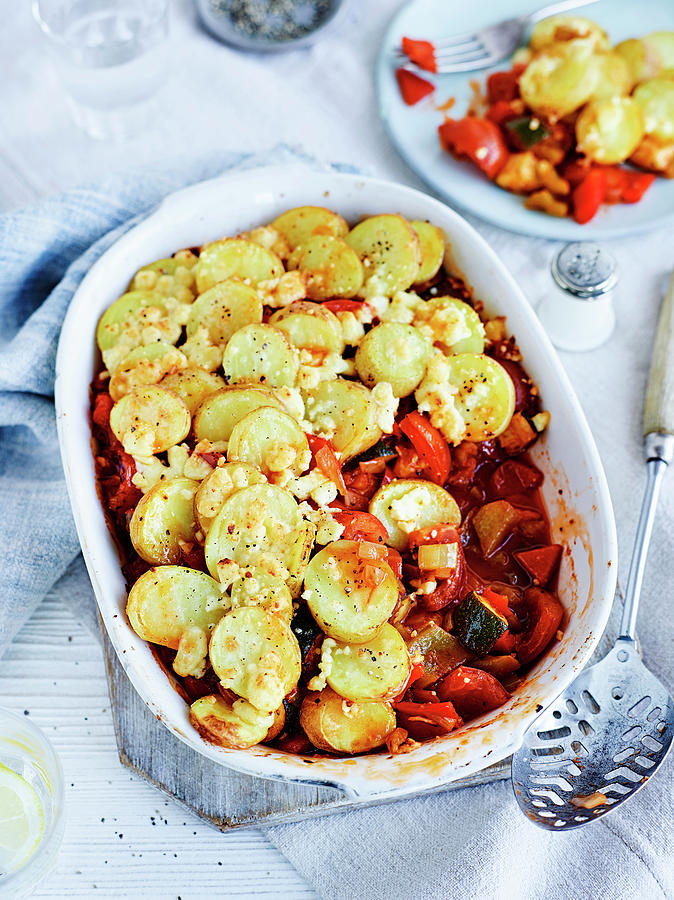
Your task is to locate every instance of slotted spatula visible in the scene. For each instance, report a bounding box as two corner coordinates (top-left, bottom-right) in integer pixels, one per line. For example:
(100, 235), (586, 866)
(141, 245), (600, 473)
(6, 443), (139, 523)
(512, 273), (674, 829)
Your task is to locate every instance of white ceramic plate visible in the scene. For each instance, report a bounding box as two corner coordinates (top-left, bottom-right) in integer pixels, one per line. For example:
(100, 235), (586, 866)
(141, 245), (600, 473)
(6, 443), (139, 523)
(55, 165), (617, 800)
(376, 0), (674, 240)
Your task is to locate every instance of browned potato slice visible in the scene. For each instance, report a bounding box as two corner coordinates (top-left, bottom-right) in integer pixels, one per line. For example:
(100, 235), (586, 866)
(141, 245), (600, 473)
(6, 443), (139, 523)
(272, 206), (348, 250)
(529, 15), (608, 52)
(410, 220), (445, 285)
(300, 688), (396, 754)
(129, 476), (199, 565)
(345, 214), (421, 296)
(269, 301), (345, 354)
(186, 280), (263, 344)
(193, 385), (284, 443)
(304, 378), (381, 461)
(161, 367), (225, 415)
(520, 40), (601, 119)
(287, 236), (363, 300)
(195, 238), (284, 293)
(576, 97), (645, 164)
(189, 695), (275, 749)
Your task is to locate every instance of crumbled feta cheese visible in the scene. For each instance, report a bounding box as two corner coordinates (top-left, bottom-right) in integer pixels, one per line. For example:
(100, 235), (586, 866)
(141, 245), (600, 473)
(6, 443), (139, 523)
(297, 501), (345, 544)
(389, 484), (437, 534)
(257, 270), (307, 308)
(371, 382), (399, 434)
(381, 291), (423, 325)
(132, 443), (190, 492)
(289, 470), (338, 506)
(307, 638), (337, 692)
(415, 351), (467, 445)
(173, 626), (208, 679)
(337, 311), (366, 345)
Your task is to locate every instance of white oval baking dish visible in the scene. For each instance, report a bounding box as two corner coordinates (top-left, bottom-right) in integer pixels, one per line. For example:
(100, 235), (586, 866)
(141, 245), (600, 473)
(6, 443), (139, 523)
(55, 165), (617, 800)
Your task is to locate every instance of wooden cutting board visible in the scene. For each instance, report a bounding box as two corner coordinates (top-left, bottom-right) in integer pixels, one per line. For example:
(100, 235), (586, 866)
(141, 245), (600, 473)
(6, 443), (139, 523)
(100, 627), (511, 830)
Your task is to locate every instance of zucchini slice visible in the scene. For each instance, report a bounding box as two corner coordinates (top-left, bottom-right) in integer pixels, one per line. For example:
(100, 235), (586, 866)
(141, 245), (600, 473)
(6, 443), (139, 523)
(287, 235), (363, 300)
(304, 378), (381, 461)
(355, 322), (431, 398)
(160, 367), (225, 415)
(195, 238), (284, 293)
(193, 385), (284, 443)
(410, 220), (445, 285)
(186, 280), (263, 345)
(208, 607), (301, 712)
(227, 407), (311, 478)
(272, 205), (348, 250)
(129, 476), (199, 565)
(453, 591), (508, 656)
(326, 624), (411, 702)
(126, 565), (225, 648)
(110, 385), (190, 457)
(445, 353), (516, 442)
(300, 688), (396, 754)
(407, 623), (473, 679)
(193, 462), (266, 536)
(189, 695), (275, 750)
(302, 540), (398, 643)
(368, 479), (461, 551)
(345, 214), (421, 297)
(222, 324), (299, 388)
(269, 301), (345, 354)
(109, 343), (187, 401)
(204, 483), (302, 582)
(229, 567), (293, 622)
(413, 296), (485, 354)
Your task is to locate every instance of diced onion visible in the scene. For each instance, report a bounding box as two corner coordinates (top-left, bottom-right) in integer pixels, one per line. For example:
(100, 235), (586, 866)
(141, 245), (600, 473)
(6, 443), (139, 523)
(418, 542), (459, 572)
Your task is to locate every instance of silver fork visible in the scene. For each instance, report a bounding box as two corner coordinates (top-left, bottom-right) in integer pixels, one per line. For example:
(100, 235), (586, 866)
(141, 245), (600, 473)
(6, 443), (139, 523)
(397, 0), (599, 74)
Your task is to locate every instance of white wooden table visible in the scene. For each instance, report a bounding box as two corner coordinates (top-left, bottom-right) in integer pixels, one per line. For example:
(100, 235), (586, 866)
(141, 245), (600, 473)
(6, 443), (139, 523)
(0, 0), (410, 895)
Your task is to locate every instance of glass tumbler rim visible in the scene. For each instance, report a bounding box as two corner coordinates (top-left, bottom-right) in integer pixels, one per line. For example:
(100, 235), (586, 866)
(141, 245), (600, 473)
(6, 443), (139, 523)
(0, 706), (65, 896)
(32, 0), (170, 47)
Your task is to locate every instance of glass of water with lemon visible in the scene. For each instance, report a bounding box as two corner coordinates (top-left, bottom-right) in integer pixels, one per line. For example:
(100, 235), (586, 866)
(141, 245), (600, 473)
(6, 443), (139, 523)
(0, 708), (64, 897)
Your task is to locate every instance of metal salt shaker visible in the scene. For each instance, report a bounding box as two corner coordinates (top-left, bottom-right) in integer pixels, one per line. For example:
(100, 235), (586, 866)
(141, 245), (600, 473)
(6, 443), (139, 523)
(538, 242), (618, 352)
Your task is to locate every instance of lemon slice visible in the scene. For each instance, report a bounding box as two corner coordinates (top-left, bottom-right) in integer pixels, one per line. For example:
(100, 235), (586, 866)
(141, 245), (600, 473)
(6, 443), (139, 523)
(0, 763), (45, 875)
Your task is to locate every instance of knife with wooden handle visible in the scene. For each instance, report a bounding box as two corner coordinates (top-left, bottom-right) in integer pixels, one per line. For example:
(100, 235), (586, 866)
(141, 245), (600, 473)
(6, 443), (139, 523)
(644, 272), (674, 450)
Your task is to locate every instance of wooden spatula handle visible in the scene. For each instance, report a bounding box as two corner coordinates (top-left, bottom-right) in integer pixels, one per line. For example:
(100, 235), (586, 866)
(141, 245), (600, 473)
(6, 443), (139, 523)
(643, 272), (674, 437)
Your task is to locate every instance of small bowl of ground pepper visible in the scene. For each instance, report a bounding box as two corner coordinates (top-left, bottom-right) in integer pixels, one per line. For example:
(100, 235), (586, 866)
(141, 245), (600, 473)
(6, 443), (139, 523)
(194, 0), (347, 51)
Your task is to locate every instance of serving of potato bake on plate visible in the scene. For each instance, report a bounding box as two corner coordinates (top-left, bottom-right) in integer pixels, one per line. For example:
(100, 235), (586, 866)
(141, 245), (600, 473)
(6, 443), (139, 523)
(378, 0), (674, 239)
(55, 167), (616, 799)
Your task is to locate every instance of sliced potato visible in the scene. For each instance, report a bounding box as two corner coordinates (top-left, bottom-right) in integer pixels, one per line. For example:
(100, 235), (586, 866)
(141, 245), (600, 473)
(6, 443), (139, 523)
(194, 462), (267, 536)
(228, 407), (311, 477)
(303, 540), (398, 642)
(209, 607), (301, 711)
(355, 322), (431, 398)
(110, 385), (190, 457)
(286, 520), (316, 599)
(529, 15), (608, 52)
(287, 235), (363, 300)
(588, 51), (632, 101)
(195, 238), (284, 294)
(300, 688), (396, 754)
(186, 279), (263, 345)
(304, 378), (381, 460)
(447, 353), (515, 441)
(520, 40), (601, 119)
(615, 37), (663, 85)
(190, 695), (275, 749)
(633, 78), (674, 143)
(410, 220), (445, 284)
(229, 567), (293, 621)
(126, 565), (225, 648)
(272, 205), (348, 250)
(369, 479), (461, 551)
(345, 214), (421, 297)
(204, 483), (302, 582)
(326, 624), (411, 702)
(269, 301), (345, 354)
(161, 367), (225, 415)
(109, 343), (187, 401)
(222, 324), (299, 388)
(130, 476), (199, 564)
(576, 96), (645, 164)
(96, 290), (182, 371)
(130, 251), (198, 300)
(644, 31), (674, 70)
(413, 296), (485, 354)
(194, 385), (284, 444)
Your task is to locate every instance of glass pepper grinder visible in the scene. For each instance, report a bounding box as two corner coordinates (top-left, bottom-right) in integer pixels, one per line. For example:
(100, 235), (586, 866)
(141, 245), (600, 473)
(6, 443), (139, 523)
(538, 242), (618, 352)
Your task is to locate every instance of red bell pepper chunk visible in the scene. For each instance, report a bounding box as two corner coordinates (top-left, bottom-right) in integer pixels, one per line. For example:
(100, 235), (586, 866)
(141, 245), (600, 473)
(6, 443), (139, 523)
(572, 168), (607, 224)
(492, 629), (517, 654)
(401, 36), (437, 73)
(486, 100), (520, 126)
(514, 545), (563, 586)
(400, 411), (451, 486)
(386, 547), (403, 579)
(332, 510), (389, 544)
(486, 67), (525, 104)
(408, 524), (461, 551)
(563, 157), (592, 187)
(307, 434), (347, 496)
(488, 460), (543, 498)
(482, 586), (510, 618)
(621, 170), (656, 203)
(438, 117), (509, 180)
(395, 67), (435, 106)
(602, 166), (626, 204)
(321, 299), (365, 314)
(515, 587), (564, 664)
(436, 665), (510, 718)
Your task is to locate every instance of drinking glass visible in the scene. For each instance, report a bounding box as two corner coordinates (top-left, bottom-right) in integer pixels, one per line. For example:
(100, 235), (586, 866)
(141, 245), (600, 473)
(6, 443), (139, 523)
(33, 0), (170, 140)
(0, 708), (64, 898)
